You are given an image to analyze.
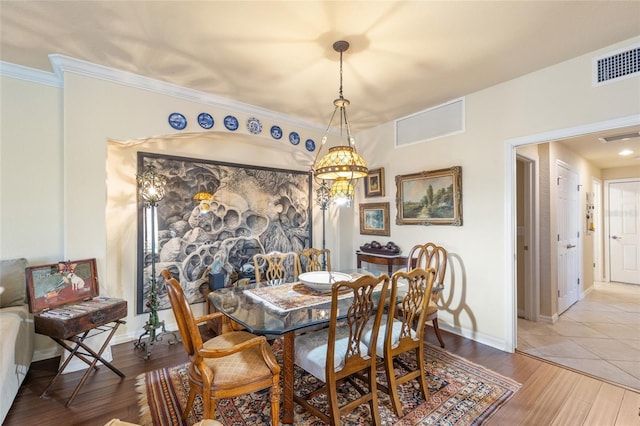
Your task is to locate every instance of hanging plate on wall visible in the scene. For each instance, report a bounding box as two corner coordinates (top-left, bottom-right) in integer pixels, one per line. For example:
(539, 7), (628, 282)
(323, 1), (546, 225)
(289, 132), (300, 145)
(270, 125), (283, 139)
(197, 113), (214, 129)
(168, 112), (187, 130)
(224, 115), (239, 131)
(247, 117), (263, 134)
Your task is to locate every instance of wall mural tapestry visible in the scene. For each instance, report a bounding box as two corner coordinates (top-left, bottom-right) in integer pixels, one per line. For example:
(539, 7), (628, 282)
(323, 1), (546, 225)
(137, 152), (312, 314)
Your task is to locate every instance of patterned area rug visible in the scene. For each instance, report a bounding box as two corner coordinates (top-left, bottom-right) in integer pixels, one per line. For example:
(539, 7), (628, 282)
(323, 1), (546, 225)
(137, 339), (520, 425)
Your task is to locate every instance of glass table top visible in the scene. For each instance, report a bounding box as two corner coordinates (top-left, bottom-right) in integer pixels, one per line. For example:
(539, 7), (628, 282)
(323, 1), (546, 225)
(207, 269), (390, 336)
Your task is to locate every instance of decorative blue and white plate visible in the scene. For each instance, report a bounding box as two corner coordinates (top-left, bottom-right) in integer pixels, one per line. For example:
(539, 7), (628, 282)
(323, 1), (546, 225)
(197, 113), (214, 129)
(247, 117), (262, 134)
(270, 125), (283, 140)
(224, 115), (239, 131)
(168, 112), (187, 130)
(289, 132), (300, 145)
(305, 139), (316, 152)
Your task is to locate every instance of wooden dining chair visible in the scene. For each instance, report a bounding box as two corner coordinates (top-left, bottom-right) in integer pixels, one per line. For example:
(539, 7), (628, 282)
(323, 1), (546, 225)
(253, 251), (301, 284)
(364, 267), (436, 416)
(161, 269), (281, 424)
(293, 274), (390, 426)
(297, 247), (332, 272)
(406, 243), (448, 347)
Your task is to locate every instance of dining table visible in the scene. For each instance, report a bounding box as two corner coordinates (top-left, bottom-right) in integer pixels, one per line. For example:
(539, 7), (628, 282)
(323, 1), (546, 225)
(207, 269), (387, 425)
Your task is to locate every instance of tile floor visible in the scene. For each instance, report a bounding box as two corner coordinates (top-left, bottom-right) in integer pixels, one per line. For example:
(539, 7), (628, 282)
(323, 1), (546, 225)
(517, 281), (640, 390)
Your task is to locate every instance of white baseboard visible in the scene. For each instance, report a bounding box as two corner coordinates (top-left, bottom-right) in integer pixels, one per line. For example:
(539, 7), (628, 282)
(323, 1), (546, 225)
(435, 322), (510, 352)
(538, 313), (558, 324)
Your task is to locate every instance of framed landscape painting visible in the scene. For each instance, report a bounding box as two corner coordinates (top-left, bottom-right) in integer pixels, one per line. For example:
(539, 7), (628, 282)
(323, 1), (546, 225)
(395, 166), (462, 226)
(359, 202), (390, 236)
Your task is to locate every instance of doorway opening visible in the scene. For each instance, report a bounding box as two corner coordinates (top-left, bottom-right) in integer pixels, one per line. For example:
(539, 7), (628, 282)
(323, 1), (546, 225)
(506, 114), (640, 386)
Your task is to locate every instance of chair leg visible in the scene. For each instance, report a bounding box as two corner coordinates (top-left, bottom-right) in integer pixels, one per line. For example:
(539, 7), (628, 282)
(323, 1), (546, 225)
(270, 384), (280, 426)
(326, 384), (341, 426)
(415, 346), (429, 401)
(432, 318), (445, 348)
(368, 367), (382, 426)
(383, 355), (404, 417)
(183, 387), (197, 419)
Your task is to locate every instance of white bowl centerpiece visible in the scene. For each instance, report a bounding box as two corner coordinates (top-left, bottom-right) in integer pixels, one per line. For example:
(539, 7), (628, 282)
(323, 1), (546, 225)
(298, 271), (352, 292)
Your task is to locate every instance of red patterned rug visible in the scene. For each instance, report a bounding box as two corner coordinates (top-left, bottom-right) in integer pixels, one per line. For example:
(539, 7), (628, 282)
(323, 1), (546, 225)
(137, 339), (520, 425)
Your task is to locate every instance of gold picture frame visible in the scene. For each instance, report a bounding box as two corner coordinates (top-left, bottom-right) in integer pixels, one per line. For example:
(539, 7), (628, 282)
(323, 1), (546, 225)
(364, 167), (385, 198)
(359, 202), (391, 236)
(395, 166), (462, 226)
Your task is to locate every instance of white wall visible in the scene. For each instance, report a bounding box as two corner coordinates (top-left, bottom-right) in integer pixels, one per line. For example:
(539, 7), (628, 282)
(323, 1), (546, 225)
(1, 36), (639, 357)
(354, 36), (640, 349)
(1, 76), (63, 261)
(1, 74), (65, 359)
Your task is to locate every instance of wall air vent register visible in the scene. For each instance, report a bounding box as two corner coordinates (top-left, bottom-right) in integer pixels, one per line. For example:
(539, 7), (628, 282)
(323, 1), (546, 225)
(593, 45), (640, 86)
(395, 97), (465, 147)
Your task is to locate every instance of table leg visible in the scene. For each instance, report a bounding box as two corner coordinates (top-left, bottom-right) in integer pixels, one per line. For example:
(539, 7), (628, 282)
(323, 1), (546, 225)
(65, 321), (124, 406)
(282, 331), (295, 424)
(40, 331), (92, 397)
(40, 321), (125, 407)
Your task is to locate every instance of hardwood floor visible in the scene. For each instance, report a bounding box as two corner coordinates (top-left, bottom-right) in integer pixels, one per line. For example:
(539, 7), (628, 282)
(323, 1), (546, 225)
(4, 328), (638, 426)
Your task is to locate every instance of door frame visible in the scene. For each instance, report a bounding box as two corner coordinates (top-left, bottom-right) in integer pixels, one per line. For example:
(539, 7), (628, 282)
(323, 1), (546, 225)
(592, 178), (603, 282)
(504, 114), (640, 352)
(516, 155), (538, 321)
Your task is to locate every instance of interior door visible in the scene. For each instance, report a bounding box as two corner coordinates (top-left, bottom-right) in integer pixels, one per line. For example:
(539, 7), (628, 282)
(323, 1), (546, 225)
(556, 162), (580, 314)
(609, 180), (640, 285)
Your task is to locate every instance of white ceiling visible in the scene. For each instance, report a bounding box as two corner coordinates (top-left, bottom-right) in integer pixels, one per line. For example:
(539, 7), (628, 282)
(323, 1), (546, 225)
(1, 1), (639, 168)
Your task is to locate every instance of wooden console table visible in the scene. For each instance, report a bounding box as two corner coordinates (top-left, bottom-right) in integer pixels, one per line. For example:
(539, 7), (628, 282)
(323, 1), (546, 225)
(34, 297), (127, 407)
(356, 251), (408, 274)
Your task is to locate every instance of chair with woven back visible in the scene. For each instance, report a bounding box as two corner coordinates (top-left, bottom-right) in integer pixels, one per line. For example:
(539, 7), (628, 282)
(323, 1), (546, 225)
(253, 250), (301, 284)
(293, 273), (390, 426)
(297, 247), (332, 272)
(161, 269), (281, 424)
(364, 267), (436, 416)
(406, 243), (448, 347)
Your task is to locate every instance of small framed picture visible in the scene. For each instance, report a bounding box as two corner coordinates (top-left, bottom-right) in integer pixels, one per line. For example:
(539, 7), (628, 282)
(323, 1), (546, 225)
(364, 167), (385, 198)
(359, 202), (391, 236)
(26, 258), (99, 312)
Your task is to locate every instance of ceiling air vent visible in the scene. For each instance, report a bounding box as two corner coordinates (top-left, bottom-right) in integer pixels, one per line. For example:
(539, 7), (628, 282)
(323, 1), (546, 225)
(593, 45), (640, 86)
(598, 131), (640, 144)
(395, 97), (465, 147)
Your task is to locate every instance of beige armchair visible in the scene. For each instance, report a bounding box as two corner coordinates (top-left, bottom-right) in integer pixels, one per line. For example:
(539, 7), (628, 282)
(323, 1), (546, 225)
(162, 269), (281, 424)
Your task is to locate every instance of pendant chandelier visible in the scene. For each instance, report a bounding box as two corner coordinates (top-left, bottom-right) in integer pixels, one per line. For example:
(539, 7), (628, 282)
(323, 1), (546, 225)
(312, 40), (368, 205)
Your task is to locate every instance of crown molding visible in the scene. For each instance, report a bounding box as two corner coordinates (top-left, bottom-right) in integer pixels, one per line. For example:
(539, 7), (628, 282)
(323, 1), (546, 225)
(0, 61), (61, 88)
(48, 54), (325, 132)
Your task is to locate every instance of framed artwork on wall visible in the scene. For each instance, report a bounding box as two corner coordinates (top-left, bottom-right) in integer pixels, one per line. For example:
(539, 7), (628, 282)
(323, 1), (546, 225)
(395, 166), (462, 226)
(359, 202), (391, 236)
(136, 152), (312, 314)
(364, 167), (385, 198)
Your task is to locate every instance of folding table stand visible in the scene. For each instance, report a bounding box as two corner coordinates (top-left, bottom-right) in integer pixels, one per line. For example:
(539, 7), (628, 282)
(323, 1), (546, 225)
(34, 299), (127, 407)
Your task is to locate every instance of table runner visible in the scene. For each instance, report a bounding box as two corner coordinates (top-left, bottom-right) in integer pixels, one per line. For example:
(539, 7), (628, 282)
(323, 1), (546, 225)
(245, 273), (365, 312)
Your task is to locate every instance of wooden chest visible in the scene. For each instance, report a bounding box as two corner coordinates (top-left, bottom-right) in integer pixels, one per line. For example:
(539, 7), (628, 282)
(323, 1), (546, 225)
(34, 297), (127, 340)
